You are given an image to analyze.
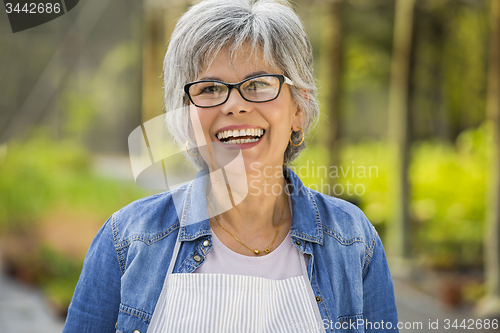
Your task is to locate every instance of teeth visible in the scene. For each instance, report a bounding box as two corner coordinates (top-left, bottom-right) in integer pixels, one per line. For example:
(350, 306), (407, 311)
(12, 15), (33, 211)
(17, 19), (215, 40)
(216, 128), (265, 140)
(222, 137), (260, 144)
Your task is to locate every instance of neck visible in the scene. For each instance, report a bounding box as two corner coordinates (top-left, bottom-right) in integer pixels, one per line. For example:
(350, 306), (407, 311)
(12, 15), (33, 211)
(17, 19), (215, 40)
(207, 164), (289, 233)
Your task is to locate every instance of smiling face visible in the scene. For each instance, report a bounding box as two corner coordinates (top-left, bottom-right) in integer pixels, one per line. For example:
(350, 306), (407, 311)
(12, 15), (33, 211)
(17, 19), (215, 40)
(188, 45), (304, 175)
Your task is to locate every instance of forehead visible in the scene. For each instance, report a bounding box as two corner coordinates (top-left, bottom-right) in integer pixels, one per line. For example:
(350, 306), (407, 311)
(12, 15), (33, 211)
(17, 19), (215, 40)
(197, 44), (281, 81)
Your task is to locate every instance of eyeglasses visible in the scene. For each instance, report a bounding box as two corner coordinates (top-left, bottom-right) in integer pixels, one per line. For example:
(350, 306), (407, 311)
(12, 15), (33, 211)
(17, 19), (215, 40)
(184, 74), (294, 108)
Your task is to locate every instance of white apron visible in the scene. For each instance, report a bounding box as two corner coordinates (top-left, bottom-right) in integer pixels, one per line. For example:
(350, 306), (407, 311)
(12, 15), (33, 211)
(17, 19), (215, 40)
(147, 240), (326, 333)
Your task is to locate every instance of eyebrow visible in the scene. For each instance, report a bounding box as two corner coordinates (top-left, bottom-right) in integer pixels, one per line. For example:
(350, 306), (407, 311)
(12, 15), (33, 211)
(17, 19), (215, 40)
(198, 71), (269, 82)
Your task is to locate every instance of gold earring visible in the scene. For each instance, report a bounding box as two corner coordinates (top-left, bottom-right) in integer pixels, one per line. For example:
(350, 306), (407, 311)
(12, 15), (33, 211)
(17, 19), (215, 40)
(289, 127), (304, 146)
(185, 141), (200, 156)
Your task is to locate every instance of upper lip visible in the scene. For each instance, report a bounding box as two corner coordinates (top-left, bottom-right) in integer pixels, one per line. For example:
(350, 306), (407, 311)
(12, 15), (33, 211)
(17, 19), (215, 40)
(215, 124), (264, 135)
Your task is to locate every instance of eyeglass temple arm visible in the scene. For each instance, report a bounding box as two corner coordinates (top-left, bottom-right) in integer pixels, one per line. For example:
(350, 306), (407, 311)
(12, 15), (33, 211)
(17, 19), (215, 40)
(284, 76), (294, 86)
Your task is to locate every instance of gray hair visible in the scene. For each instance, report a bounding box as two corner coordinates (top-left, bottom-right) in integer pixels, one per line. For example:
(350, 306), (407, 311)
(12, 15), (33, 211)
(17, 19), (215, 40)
(163, 0), (319, 169)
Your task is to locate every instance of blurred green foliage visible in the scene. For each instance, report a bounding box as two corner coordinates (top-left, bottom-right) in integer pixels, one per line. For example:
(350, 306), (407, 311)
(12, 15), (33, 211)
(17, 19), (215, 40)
(296, 124), (488, 270)
(0, 129), (148, 311)
(305, 0), (489, 143)
(0, 129), (147, 232)
(410, 125), (487, 269)
(0, 130), (89, 232)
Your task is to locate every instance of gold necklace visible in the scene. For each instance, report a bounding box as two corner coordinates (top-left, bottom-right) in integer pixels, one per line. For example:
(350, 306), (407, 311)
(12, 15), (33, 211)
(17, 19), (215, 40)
(207, 195), (288, 255)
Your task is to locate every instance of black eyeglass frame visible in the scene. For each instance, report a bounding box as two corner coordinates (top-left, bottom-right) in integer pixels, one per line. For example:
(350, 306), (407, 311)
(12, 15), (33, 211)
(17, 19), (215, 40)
(183, 74), (294, 108)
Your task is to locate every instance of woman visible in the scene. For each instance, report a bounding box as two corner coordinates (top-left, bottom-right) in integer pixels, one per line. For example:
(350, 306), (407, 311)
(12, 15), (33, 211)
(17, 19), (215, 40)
(63, 0), (398, 332)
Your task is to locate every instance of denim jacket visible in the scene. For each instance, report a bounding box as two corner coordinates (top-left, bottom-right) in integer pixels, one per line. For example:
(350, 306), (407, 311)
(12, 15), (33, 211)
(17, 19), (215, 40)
(63, 168), (398, 333)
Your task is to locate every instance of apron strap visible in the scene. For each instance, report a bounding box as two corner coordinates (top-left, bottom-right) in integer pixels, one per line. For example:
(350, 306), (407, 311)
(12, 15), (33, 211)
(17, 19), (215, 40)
(147, 185), (189, 332)
(146, 235), (181, 333)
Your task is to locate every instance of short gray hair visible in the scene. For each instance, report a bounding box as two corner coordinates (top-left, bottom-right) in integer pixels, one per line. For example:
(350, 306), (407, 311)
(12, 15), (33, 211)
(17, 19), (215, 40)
(164, 0), (319, 169)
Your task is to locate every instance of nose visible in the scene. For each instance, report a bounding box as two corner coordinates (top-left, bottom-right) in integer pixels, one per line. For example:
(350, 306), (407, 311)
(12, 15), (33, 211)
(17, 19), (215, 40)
(220, 87), (252, 115)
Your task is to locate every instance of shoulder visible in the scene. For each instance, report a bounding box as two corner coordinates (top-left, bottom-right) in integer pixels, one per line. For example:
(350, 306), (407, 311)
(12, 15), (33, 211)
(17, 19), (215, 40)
(307, 187), (377, 244)
(110, 184), (189, 244)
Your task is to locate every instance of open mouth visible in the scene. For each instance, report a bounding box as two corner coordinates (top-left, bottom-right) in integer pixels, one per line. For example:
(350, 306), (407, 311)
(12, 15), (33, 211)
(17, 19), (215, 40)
(216, 128), (265, 144)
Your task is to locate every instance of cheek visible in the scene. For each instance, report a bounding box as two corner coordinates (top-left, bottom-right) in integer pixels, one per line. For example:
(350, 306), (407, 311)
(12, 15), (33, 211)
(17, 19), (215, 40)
(266, 111), (295, 151)
(270, 101), (296, 131)
(190, 107), (213, 144)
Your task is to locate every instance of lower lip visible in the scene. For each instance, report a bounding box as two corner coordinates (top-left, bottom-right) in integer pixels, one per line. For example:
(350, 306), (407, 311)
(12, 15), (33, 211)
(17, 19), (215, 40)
(215, 135), (263, 150)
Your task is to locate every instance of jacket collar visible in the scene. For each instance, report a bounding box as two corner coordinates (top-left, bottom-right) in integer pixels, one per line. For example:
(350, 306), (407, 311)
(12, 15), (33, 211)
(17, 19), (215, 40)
(178, 166), (323, 245)
(284, 166), (323, 245)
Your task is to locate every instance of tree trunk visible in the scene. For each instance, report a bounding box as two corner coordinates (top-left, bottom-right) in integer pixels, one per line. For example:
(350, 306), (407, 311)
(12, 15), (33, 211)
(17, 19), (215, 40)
(387, 0), (415, 274)
(323, 0), (344, 195)
(142, 6), (166, 123)
(478, 0), (500, 320)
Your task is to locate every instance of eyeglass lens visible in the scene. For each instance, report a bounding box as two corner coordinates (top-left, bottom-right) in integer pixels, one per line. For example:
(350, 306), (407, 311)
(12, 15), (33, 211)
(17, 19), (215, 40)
(188, 76), (281, 107)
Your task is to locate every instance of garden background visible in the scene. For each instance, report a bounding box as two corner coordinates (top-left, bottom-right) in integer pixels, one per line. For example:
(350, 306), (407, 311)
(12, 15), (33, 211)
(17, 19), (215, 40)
(1, 0), (500, 329)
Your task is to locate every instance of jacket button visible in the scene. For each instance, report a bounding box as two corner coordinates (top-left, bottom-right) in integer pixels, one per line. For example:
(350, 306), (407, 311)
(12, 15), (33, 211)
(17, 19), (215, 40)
(203, 240), (210, 247)
(294, 240), (302, 246)
(133, 330), (141, 333)
(315, 296), (321, 303)
(193, 255), (202, 262)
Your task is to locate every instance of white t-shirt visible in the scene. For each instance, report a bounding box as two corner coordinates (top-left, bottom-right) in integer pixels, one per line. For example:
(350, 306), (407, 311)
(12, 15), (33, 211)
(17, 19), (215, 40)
(194, 228), (306, 280)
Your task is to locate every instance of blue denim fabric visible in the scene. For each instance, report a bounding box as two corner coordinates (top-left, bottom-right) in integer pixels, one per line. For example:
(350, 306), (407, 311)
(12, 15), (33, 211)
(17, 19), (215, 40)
(63, 167), (398, 333)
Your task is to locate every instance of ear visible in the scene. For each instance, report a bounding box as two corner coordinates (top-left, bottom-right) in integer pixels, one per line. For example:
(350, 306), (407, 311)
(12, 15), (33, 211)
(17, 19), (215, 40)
(291, 89), (308, 131)
(299, 88), (309, 102)
(292, 108), (304, 132)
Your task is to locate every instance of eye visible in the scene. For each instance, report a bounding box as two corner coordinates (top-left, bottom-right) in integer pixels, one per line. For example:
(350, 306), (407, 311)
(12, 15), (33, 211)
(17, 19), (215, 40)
(200, 84), (226, 94)
(245, 80), (271, 91)
(190, 82), (227, 96)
